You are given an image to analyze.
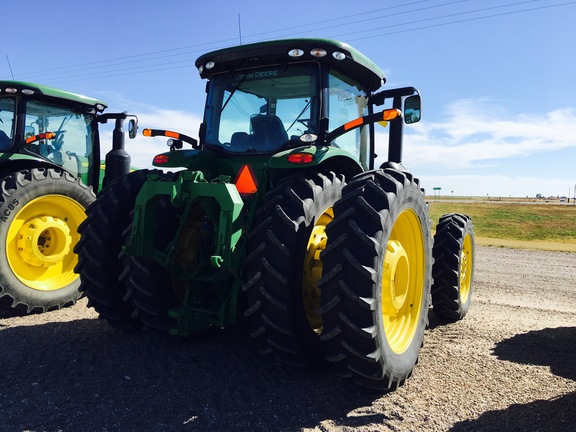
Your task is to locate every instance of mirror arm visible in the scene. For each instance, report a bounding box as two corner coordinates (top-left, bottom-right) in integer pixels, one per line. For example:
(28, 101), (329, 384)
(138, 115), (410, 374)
(371, 86), (419, 106)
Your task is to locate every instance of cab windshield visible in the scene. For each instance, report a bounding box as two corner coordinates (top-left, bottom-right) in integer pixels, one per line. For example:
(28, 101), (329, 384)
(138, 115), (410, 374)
(204, 63), (319, 153)
(24, 100), (95, 178)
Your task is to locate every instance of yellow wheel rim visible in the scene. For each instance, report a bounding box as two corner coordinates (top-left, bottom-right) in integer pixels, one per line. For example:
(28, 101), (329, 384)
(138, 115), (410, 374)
(6, 194), (86, 291)
(459, 233), (473, 304)
(302, 208), (334, 334)
(381, 208), (425, 354)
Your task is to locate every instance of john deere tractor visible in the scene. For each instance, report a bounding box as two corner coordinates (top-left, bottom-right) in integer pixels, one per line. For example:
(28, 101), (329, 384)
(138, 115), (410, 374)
(75, 38), (475, 390)
(0, 81), (136, 313)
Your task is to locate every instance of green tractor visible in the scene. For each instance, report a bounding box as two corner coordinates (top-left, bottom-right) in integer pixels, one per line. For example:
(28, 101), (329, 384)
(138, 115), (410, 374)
(75, 38), (475, 390)
(0, 81), (136, 313)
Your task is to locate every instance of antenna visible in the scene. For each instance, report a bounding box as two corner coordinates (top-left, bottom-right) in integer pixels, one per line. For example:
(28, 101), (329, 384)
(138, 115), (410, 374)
(6, 55), (15, 79)
(238, 13), (242, 45)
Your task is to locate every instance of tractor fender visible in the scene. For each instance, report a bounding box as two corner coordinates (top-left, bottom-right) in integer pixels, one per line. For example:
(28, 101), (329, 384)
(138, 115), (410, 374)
(152, 149), (218, 172)
(0, 153), (68, 180)
(268, 145), (364, 181)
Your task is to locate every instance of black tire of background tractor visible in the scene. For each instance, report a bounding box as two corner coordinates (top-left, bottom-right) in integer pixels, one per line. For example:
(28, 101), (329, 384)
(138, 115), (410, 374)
(0, 168), (94, 313)
(431, 213), (475, 321)
(243, 171), (345, 367)
(75, 169), (161, 328)
(119, 173), (182, 332)
(319, 168), (432, 391)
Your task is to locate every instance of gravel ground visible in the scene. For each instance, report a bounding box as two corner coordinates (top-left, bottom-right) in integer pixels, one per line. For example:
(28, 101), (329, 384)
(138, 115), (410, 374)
(1, 246), (575, 432)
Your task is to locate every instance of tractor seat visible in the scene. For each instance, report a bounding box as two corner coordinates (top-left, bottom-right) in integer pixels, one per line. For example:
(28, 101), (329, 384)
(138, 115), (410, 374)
(250, 115), (288, 151)
(230, 132), (252, 151)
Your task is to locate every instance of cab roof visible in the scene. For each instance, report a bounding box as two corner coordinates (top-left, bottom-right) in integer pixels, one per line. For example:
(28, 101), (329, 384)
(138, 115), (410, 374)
(0, 80), (107, 111)
(195, 38), (386, 92)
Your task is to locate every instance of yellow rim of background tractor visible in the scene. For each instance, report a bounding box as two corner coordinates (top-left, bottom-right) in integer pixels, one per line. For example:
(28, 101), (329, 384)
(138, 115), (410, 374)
(381, 208), (425, 355)
(459, 233), (473, 304)
(6, 194), (86, 291)
(302, 207), (334, 334)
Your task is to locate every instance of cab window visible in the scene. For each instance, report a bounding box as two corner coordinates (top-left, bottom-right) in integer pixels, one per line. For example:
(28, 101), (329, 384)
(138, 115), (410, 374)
(24, 100), (94, 177)
(327, 70), (369, 168)
(0, 98), (15, 150)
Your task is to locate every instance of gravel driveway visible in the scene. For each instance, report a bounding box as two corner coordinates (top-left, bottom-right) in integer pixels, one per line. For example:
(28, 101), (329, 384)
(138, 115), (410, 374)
(1, 246), (575, 432)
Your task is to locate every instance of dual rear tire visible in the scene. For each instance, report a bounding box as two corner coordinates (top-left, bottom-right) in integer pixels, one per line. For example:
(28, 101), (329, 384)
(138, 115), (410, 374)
(319, 168), (432, 390)
(75, 170), (180, 330)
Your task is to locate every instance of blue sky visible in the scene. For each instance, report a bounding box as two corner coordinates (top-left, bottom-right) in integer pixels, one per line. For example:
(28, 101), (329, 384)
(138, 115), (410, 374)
(3, 0), (576, 197)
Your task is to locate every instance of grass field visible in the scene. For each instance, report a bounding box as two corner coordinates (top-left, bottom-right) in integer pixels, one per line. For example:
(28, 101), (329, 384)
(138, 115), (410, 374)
(427, 199), (576, 252)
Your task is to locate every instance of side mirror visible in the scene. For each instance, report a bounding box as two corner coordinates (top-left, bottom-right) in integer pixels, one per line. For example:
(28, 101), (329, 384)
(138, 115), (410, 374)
(128, 117), (138, 139)
(24, 125), (36, 139)
(404, 95), (421, 124)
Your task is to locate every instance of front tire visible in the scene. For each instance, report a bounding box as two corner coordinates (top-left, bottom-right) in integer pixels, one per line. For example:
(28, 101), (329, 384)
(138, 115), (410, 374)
(0, 168), (94, 313)
(243, 171), (345, 367)
(431, 213), (475, 321)
(319, 168), (432, 390)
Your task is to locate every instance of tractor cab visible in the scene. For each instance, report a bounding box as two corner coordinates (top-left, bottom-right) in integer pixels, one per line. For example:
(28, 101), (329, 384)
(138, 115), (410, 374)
(0, 81), (107, 185)
(0, 81), (137, 190)
(195, 39), (421, 170)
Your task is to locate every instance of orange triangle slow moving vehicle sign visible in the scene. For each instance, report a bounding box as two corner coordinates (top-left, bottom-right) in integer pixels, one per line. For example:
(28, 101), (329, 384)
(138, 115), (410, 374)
(234, 164), (258, 195)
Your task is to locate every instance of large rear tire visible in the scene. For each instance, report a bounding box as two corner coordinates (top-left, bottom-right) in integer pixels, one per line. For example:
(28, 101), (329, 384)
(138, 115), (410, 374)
(243, 171), (345, 367)
(119, 175), (182, 332)
(319, 168), (432, 390)
(75, 170), (159, 328)
(0, 168), (94, 313)
(431, 213), (475, 321)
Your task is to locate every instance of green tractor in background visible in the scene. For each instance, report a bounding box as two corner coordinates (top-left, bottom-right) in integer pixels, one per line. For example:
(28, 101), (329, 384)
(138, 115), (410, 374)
(0, 81), (136, 313)
(75, 38), (475, 390)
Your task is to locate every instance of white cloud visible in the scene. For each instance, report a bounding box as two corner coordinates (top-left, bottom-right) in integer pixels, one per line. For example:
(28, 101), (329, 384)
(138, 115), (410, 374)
(382, 99), (576, 168)
(373, 99), (576, 196)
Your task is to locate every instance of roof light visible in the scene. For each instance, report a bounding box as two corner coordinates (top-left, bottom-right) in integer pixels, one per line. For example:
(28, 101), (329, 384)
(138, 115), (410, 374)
(5, 88), (17, 94)
(300, 133), (317, 143)
(96, 103), (106, 111)
(310, 48), (327, 58)
(21, 89), (35, 95)
(153, 154), (170, 164)
(205, 61), (215, 70)
(332, 51), (346, 60)
(198, 65), (204, 74)
(287, 153), (314, 164)
(288, 48), (304, 58)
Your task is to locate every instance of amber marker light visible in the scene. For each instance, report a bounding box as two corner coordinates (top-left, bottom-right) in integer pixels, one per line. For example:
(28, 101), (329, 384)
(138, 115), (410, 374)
(143, 128), (180, 138)
(343, 117), (364, 131)
(382, 108), (402, 121)
(25, 132), (56, 144)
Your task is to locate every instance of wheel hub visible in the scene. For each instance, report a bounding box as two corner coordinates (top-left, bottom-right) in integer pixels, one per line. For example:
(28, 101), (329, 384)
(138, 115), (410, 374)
(303, 208), (333, 333)
(382, 239), (410, 314)
(16, 216), (72, 267)
(459, 233), (473, 302)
